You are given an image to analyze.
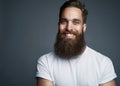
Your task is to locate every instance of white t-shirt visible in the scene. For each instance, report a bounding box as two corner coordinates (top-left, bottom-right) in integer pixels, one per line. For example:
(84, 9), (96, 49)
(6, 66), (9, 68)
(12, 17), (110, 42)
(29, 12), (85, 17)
(36, 46), (117, 86)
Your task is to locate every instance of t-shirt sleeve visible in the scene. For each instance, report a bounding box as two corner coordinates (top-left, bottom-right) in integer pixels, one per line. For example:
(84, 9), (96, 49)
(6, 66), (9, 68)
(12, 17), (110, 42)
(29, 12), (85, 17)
(99, 58), (117, 84)
(36, 55), (52, 81)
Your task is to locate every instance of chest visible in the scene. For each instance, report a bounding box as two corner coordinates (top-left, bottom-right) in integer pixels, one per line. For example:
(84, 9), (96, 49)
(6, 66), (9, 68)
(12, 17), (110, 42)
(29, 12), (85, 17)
(51, 60), (100, 86)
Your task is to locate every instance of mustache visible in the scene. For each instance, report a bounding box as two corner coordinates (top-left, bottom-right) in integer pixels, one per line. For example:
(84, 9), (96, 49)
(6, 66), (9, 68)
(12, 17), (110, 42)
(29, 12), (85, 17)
(60, 30), (78, 36)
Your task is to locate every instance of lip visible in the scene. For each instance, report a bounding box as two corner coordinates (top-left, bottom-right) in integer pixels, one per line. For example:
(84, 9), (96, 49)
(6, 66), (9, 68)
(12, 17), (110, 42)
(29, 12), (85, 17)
(65, 33), (75, 39)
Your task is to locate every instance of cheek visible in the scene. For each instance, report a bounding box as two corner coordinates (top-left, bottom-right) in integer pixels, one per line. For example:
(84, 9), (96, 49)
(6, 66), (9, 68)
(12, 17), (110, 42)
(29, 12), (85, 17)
(74, 26), (83, 33)
(59, 24), (66, 31)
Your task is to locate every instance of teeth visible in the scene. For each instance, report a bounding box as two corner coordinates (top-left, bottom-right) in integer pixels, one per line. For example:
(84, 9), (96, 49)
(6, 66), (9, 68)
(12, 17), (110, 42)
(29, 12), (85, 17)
(66, 34), (73, 36)
(66, 34), (75, 38)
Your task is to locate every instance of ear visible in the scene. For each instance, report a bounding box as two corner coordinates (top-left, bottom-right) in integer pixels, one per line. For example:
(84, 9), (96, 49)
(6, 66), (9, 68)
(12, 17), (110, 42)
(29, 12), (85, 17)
(83, 24), (87, 32)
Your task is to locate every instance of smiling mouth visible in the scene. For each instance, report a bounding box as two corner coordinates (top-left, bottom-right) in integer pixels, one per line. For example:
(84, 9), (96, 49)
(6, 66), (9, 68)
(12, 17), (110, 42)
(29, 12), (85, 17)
(65, 33), (75, 39)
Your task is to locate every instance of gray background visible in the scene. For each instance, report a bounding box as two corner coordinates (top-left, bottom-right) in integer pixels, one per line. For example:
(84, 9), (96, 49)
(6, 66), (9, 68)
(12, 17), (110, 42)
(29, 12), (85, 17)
(0, 0), (120, 86)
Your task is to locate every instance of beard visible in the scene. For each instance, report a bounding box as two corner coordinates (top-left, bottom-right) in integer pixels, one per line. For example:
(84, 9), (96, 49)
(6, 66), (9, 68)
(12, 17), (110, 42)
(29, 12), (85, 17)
(54, 29), (86, 59)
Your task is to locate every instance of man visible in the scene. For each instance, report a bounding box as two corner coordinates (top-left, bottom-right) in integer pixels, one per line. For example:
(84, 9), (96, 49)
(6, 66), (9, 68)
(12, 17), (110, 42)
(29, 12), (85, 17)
(36, 0), (117, 86)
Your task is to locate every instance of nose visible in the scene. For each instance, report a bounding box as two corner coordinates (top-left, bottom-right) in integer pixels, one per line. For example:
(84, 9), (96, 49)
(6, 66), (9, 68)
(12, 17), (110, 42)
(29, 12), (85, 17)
(66, 21), (72, 31)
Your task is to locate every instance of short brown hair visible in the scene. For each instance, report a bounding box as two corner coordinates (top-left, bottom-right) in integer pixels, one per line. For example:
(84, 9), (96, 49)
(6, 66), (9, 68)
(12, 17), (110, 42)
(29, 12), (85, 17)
(59, 0), (88, 23)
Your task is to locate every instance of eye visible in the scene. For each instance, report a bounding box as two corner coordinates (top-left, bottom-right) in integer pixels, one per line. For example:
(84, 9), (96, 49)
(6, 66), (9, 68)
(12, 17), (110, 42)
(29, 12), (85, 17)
(59, 18), (67, 24)
(73, 21), (80, 25)
(73, 19), (80, 25)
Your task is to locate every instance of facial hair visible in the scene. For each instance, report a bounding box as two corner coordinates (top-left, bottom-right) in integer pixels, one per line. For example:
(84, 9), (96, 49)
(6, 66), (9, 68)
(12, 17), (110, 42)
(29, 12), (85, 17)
(54, 29), (86, 59)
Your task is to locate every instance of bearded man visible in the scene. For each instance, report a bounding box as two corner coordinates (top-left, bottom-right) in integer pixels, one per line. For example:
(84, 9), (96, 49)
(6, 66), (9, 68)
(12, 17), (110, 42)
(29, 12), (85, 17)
(36, 0), (117, 86)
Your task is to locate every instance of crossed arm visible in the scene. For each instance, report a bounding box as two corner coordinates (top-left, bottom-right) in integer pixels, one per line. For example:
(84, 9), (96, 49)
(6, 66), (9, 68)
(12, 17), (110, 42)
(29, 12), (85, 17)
(36, 78), (54, 86)
(36, 77), (116, 86)
(99, 80), (116, 86)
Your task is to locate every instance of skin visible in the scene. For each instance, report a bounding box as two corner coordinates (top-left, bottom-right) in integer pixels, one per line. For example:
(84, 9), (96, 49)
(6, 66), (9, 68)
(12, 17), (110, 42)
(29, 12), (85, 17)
(36, 7), (116, 86)
(36, 78), (54, 86)
(59, 7), (86, 40)
(99, 80), (116, 86)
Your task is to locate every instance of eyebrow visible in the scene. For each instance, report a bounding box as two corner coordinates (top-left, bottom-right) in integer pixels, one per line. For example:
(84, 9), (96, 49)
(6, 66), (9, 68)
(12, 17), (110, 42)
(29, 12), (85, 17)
(59, 18), (81, 22)
(73, 19), (81, 21)
(59, 18), (68, 23)
(59, 18), (67, 21)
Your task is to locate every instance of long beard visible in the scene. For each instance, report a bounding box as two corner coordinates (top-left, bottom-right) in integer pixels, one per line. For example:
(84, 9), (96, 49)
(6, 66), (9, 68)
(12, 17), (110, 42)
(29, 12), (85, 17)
(54, 29), (86, 59)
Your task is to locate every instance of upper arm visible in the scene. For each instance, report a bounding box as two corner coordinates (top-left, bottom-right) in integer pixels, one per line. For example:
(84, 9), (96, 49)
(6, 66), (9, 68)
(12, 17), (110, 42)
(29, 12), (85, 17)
(99, 80), (116, 86)
(36, 77), (54, 86)
(36, 55), (54, 85)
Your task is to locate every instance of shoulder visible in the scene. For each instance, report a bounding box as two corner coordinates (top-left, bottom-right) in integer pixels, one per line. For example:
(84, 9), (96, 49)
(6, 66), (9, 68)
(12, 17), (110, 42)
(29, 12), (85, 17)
(87, 46), (112, 63)
(84, 46), (114, 71)
(39, 52), (55, 58)
(37, 52), (57, 64)
(87, 47), (117, 84)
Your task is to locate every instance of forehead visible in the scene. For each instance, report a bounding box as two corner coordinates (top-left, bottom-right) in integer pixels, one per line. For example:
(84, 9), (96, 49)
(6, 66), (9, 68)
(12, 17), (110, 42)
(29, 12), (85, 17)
(61, 7), (83, 20)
